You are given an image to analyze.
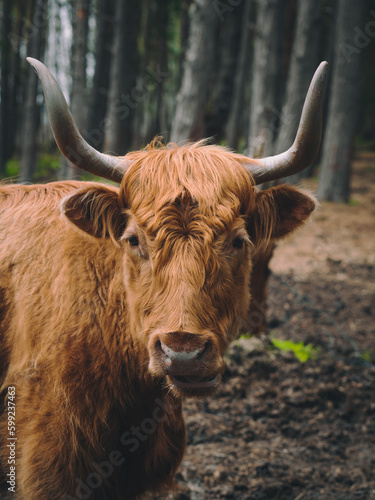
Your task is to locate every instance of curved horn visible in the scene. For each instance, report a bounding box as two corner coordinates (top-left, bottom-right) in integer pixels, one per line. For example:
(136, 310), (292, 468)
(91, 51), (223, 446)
(245, 61), (328, 184)
(26, 57), (130, 183)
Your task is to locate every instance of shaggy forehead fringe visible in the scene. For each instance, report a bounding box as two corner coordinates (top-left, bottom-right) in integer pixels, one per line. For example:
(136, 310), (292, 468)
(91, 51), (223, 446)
(121, 139), (257, 222)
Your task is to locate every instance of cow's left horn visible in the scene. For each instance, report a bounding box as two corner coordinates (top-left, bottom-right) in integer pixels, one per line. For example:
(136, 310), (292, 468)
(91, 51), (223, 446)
(244, 61), (328, 184)
(26, 57), (130, 183)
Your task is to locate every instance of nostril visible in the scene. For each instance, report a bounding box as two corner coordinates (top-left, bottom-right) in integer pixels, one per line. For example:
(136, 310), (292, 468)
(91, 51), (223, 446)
(197, 341), (210, 360)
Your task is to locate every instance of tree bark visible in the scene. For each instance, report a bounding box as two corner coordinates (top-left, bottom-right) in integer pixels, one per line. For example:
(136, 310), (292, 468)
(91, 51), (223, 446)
(317, 0), (365, 202)
(19, 0), (49, 183)
(170, 0), (220, 143)
(154, 0), (170, 138)
(247, 0), (285, 158)
(178, 0), (192, 91)
(62, 0), (91, 179)
(225, 0), (253, 150)
(274, 0), (322, 183)
(85, 0), (115, 151)
(0, 0), (12, 174)
(103, 0), (141, 155)
(133, 0), (153, 147)
(205, 1), (244, 141)
(9, 1), (27, 158)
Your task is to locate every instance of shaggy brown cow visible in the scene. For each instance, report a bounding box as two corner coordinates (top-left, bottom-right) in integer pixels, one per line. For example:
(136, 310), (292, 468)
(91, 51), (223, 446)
(0, 59), (327, 500)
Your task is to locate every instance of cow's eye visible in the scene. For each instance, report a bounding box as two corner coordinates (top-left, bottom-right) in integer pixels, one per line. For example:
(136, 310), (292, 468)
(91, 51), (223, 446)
(128, 235), (139, 247)
(233, 236), (244, 249)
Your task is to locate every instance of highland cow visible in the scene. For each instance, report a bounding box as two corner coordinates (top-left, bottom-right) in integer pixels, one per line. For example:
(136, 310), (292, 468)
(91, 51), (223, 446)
(0, 59), (327, 499)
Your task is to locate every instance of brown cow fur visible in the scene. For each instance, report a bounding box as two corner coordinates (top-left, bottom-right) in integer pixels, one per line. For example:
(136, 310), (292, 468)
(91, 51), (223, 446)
(0, 141), (315, 499)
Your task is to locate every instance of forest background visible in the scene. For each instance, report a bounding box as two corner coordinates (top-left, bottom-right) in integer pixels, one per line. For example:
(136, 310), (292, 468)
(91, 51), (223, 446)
(1, 0), (375, 203)
(1, 3), (375, 497)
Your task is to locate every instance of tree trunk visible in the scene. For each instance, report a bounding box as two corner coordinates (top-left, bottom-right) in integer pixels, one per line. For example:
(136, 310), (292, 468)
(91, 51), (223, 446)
(133, 0), (153, 147)
(103, 0), (141, 155)
(317, 0), (365, 202)
(274, 0), (322, 183)
(19, 0), (49, 183)
(205, 2), (244, 141)
(170, 0), (220, 143)
(225, 0), (253, 150)
(62, 0), (91, 179)
(0, 0), (12, 174)
(85, 0), (115, 151)
(12, 0), (30, 152)
(154, 0), (170, 139)
(247, 0), (285, 158)
(178, 0), (192, 91)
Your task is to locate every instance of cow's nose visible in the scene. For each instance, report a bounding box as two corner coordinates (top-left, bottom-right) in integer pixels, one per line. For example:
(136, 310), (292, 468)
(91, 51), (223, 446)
(156, 332), (210, 375)
(159, 339), (208, 366)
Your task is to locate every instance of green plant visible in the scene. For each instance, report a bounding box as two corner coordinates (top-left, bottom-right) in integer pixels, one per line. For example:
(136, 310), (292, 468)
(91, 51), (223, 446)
(360, 350), (372, 363)
(239, 332), (253, 340)
(4, 158), (19, 177)
(34, 153), (61, 179)
(2, 154), (61, 181)
(270, 337), (320, 363)
(348, 199), (359, 206)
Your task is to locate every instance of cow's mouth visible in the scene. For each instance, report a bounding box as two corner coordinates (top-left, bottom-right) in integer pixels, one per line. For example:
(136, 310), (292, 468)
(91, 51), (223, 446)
(169, 373), (220, 392)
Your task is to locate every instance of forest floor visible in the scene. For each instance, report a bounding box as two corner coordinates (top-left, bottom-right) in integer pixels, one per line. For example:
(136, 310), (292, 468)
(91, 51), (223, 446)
(152, 151), (375, 500)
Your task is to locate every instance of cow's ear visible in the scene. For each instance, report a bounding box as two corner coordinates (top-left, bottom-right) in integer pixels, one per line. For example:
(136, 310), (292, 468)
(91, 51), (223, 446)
(60, 186), (126, 243)
(248, 185), (316, 246)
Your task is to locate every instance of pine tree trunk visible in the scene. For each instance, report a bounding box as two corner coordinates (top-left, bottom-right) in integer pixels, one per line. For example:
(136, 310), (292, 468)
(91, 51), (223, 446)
(205, 2), (243, 141)
(317, 0), (365, 202)
(247, 0), (285, 158)
(133, 0), (153, 146)
(63, 0), (91, 179)
(178, 0), (192, 91)
(274, 0), (322, 183)
(154, 0), (169, 138)
(0, 0), (12, 174)
(19, 0), (49, 183)
(103, 0), (141, 155)
(11, 1), (28, 156)
(86, 0), (115, 151)
(225, 0), (253, 150)
(170, 0), (220, 143)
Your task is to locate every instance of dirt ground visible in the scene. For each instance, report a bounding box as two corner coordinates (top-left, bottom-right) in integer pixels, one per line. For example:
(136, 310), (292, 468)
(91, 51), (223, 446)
(153, 152), (375, 500)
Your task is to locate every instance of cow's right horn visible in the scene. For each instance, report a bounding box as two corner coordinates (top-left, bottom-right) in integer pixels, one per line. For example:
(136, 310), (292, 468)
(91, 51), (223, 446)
(26, 57), (130, 183)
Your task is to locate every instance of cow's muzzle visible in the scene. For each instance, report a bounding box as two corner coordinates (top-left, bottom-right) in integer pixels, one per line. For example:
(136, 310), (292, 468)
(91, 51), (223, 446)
(148, 331), (224, 396)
